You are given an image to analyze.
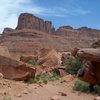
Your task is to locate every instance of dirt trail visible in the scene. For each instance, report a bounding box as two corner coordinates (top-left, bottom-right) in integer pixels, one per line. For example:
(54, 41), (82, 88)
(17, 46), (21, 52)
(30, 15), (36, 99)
(0, 77), (95, 100)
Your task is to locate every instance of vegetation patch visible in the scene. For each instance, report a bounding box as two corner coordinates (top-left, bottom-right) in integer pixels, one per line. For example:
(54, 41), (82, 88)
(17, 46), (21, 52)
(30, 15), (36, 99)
(65, 57), (83, 75)
(94, 85), (100, 95)
(3, 96), (12, 100)
(28, 60), (36, 66)
(73, 79), (90, 93)
(25, 72), (60, 84)
(74, 79), (100, 95)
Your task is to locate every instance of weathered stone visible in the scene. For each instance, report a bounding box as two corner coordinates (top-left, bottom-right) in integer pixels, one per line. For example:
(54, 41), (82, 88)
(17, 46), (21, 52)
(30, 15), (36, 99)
(37, 49), (60, 72)
(35, 65), (43, 76)
(16, 13), (54, 33)
(20, 55), (38, 63)
(55, 25), (100, 43)
(0, 55), (36, 81)
(74, 48), (100, 84)
(15, 94), (22, 97)
(0, 12), (100, 58)
(77, 48), (100, 63)
(23, 90), (28, 94)
(50, 95), (60, 100)
(58, 91), (67, 96)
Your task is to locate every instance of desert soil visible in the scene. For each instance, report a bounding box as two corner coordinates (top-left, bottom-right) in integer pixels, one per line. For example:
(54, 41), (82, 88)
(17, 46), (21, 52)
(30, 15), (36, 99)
(0, 76), (96, 100)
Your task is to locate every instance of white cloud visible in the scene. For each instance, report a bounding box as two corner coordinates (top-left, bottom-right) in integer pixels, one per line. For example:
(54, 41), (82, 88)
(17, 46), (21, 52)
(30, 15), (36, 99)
(0, 0), (44, 33)
(0, 0), (90, 33)
(0, 0), (31, 32)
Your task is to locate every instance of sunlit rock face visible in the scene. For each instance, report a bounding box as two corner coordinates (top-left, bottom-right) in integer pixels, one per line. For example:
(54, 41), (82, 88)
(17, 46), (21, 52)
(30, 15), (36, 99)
(16, 13), (55, 33)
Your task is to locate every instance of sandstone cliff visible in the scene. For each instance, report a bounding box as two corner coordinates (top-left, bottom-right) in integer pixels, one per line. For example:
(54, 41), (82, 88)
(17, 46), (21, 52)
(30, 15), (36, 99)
(55, 26), (100, 39)
(0, 13), (100, 59)
(16, 13), (55, 33)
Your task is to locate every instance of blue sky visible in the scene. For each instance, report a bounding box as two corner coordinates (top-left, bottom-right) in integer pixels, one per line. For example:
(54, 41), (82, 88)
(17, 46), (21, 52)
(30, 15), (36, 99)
(0, 0), (100, 32)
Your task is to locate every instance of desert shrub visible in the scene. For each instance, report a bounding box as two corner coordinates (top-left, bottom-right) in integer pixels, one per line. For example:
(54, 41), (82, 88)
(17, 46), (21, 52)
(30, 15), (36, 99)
(3, 96), (12, 100)
(28, 60), (36, 66)
(94, 85), (100, 95)
(26, 78), (36, 84)
(73, 79), (89, 93)
(25, 74), (48, 84)
(25, 72), (60, 84)
(73, 80), (100, 95)
(48, 72), (60, 81)
(65, 57), (83, 75)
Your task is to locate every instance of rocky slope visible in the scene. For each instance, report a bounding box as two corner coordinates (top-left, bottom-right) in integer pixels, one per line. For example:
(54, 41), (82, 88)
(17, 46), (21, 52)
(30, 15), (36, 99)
(0, 13), (100, 59)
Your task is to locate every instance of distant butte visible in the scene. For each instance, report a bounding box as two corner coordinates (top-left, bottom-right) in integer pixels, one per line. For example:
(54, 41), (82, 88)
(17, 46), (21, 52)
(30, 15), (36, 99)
(16, 13), (55, 33)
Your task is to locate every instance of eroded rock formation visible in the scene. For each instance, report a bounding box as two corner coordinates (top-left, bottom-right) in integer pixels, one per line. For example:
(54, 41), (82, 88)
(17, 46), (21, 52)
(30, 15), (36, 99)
(0, 55), (36, 81)
(16, 13), (54, 33)
(0, 46), (36, 81)
(55, 26), (100, 39)
(0, 12), (100, 59)
(72, 47), (100, 84)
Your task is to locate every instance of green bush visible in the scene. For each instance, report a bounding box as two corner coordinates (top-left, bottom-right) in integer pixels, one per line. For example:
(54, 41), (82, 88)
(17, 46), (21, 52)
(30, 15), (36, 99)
(28, 60), (36, 66)
(48, 73), (60, 81)
(94, 85), (100, 95)
(3, 96), (12, 100)
(73, 80), (89, 93)
(65, 57), (83, 75)
(25, 72), (60, 84)
(74, 80), (100, 95)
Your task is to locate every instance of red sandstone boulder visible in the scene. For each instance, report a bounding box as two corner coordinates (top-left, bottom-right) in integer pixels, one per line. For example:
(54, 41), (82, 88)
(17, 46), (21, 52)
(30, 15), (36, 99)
(37, 49), (60, 72)
(0, 55), (36, 81)
(77, 48), (100, 63)
(20, 55), (38, 63)
(75, 48), (100, 84)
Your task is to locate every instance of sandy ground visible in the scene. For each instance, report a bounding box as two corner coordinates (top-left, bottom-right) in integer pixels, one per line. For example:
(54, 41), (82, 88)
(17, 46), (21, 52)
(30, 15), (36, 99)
(0, 76), (96, 100)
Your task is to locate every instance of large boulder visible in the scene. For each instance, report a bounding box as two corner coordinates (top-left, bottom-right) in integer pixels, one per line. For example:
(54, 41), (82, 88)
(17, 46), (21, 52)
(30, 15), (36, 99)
(77, 48), (100, 63)
(37, 49), (60, 72)
(74, 48), (100, 84)
(20, 55), (38, 63)
(0, 55), (36, 81)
